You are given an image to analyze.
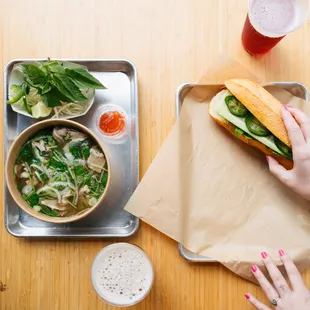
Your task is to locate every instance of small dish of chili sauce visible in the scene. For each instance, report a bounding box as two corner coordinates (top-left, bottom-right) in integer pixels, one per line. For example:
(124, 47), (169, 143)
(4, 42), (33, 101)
(95, 105), (127, 138)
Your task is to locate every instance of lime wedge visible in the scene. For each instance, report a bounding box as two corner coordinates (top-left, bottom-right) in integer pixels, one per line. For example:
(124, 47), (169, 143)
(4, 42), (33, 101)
(31, 102), (52, 118)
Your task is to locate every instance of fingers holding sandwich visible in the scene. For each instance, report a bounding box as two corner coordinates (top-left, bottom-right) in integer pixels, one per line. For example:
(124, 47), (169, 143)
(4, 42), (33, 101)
(266, 156), (292, 187)
(281, 105), (305, 148)
(286, 106), (310, 142)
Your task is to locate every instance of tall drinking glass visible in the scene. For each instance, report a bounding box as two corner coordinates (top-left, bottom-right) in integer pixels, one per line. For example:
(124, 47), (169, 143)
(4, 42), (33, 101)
(242, 0), (309, 55)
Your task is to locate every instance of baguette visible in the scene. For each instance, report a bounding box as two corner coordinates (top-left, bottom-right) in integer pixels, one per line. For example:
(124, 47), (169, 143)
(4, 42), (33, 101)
(224, 79), (291, 147)
(209, 80), (293, 170)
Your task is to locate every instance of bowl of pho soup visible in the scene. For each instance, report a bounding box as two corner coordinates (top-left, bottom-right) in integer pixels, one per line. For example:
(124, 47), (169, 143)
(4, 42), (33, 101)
(6, 119), (110, 223)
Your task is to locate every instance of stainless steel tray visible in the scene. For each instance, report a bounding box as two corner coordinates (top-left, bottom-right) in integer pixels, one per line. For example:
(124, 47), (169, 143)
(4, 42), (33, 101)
(176, 81), (309, 262)
(4, 59), (139, 238)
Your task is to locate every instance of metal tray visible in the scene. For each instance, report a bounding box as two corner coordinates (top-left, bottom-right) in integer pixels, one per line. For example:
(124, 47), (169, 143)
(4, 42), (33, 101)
(176, 81), (309, 262)
(4, 59), (139, 238)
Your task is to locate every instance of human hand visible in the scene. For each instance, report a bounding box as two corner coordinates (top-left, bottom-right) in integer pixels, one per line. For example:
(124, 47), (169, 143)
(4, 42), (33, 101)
(245, 250), (310, 310)
(267, 106), (310, 201)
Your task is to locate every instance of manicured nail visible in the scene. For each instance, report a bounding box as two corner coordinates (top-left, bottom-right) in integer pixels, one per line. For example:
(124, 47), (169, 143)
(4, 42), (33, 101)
(245, 293), (250, 300)
(261, 251), (268, 259)
(282, 105), (288, 110)
(279, 250), (285, 257)
(266, 155), (269, 162)
(251, 265), (257, 272)
(287, 105), (294, 108)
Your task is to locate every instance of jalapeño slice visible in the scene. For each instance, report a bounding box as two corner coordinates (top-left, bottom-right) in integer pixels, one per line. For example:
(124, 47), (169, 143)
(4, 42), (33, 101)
(225, 95), (248, 117)
(274, 137), (293, 160)
(245, 114), (270, 136)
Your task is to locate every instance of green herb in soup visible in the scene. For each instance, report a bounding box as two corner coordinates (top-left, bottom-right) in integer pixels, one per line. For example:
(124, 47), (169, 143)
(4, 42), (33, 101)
(14, 127), (108, 217)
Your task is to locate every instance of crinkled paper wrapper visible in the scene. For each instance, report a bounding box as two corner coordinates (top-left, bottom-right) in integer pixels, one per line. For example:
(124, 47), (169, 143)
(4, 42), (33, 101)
(125, 58), (310, 282)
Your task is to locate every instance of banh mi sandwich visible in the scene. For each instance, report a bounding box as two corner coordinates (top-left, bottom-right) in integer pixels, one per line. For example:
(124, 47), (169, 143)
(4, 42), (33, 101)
(209, 78), (293, 169)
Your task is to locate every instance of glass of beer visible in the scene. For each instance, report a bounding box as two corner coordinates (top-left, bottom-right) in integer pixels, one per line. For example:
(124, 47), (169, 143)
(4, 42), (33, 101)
(242, 0), (309, 55)
(91, 243), (154, 307)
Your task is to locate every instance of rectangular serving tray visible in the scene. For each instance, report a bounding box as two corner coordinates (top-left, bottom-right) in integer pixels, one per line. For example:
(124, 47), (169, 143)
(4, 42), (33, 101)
(4, 59), (139, 238)
(176, 81), (309, 262)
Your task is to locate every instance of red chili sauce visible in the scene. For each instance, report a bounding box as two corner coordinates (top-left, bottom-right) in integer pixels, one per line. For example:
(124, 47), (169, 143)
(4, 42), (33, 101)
(99, 111), (125, 136)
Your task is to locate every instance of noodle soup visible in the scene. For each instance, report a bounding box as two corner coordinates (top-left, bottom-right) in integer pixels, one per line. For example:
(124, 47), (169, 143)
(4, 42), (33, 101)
(14, 126), (109, 218)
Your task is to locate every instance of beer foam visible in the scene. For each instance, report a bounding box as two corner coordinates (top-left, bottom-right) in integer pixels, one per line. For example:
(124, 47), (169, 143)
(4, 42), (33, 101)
(91, 243), (154, 306)
(249, 0), (301, 37)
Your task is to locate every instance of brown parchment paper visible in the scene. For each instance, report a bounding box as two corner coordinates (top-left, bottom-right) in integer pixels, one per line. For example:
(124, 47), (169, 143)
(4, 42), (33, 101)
(125, 58), (310, 282)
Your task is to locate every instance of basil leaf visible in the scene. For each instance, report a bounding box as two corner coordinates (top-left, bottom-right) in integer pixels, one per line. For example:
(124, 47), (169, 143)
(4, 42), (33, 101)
(52, 73), (87, 102)
(21, 64), (47, 85)
(41, 83), (52, 94)
(47, 61), (65, 74)
(41, 86), (70, 107)
(65, 67), (106, 89)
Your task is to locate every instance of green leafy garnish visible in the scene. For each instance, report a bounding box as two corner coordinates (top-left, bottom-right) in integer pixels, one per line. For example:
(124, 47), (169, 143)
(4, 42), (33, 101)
(49, 157), (67, 171)
(26, 193), (40, 207)
(81, 139), (92, 158)
(8, 60), (106, 115)
(101, 172), (108, 186)
(65, 67), (106, 89)
(40, 205), (58, 217)
(69, 139), (92, 159)
(21, 64), (47, 86)
(41, 83), (52, 94)
(41, 86), (70, 107)
(74, 166), (85, 176)
(17, 142), (33, 163)
(52, 73), (87, 102)
(234, 128), (244, 138)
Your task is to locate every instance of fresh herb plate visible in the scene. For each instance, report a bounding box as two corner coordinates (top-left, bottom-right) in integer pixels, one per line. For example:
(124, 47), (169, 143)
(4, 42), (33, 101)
(8, 61), (105, 119)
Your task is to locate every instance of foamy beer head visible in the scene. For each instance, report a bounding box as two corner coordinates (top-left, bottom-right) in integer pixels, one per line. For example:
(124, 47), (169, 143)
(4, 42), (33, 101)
(248, 0), (309, 37)
(91, 243), (154, 307)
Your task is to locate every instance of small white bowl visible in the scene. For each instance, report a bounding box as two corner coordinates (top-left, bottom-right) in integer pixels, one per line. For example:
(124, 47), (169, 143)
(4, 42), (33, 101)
(8, 61), (96, 120)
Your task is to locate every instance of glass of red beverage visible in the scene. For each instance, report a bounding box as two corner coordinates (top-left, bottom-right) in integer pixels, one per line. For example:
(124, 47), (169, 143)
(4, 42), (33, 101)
(242, 0), (309, 55)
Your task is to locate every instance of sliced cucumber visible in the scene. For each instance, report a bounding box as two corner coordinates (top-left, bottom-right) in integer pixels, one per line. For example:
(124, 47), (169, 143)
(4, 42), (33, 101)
(213, 90), (286, 156)
(225, 95), (248, 117)
(245, 114), (270, 136)
(274, 138), (292, 160)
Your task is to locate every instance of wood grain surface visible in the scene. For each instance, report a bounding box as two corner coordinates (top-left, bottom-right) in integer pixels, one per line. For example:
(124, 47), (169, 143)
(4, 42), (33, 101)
(1, 0), (310, 309)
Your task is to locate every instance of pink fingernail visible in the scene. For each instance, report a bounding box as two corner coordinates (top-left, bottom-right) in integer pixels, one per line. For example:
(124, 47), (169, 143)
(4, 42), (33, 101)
(261, 251), (268, 259)
(265, 155), (269, 162)
(279, 250), (285, 257)
(287, 105), (294, 108)
(251, 265), (257, 272)
(245, 293), (250, 300)
(282, 105), (288, 110)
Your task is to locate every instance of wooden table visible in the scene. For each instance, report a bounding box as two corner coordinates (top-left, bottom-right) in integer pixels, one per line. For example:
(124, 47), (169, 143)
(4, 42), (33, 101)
(1, 0), (310, 309)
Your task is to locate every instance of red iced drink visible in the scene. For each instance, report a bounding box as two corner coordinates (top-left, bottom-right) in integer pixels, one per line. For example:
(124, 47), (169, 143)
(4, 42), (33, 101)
(242, 0), (309, 55)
